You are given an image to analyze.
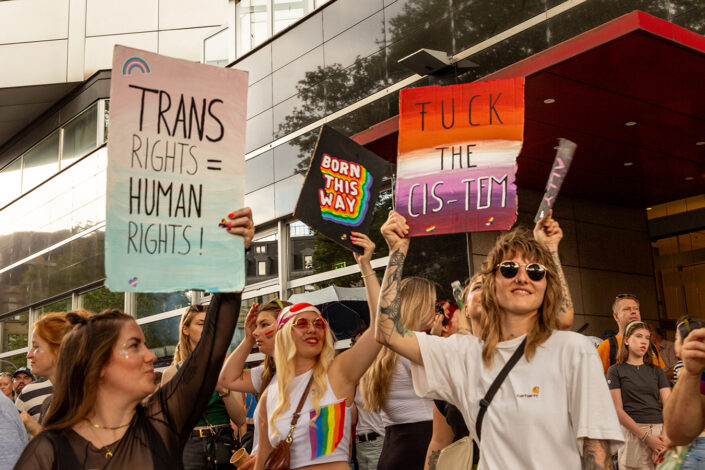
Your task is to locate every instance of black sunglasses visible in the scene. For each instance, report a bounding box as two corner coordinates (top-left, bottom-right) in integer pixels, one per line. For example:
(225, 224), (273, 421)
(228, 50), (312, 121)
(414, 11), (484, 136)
(615, 293), (638, 302)
(496, 261), (547, 282)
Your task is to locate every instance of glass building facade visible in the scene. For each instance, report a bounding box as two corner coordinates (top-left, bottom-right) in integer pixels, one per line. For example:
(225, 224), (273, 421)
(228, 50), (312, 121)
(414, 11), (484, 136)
(1, 0), (704, 371)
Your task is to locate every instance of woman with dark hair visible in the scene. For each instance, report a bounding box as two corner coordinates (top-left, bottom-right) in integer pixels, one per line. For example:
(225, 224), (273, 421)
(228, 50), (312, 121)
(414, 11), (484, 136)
(13, 207), (254, 470)
(607, 320), (671, 469)
(162, 304), (247, 470)
(374, 210), (622, 469)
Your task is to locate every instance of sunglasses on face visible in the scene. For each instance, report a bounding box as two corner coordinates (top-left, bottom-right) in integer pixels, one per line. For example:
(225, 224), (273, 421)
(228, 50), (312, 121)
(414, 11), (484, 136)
(496, 261), (547, 282)
(292, 318), (326, 330)
(615, 293), (638, 302)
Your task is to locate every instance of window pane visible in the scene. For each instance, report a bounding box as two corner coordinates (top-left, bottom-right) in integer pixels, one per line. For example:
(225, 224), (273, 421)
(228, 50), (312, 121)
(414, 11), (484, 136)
(238, 0), (269, 56)
(0, 311), (29, 353)
(22, 131), (60, 192)
(141, 316), (180, 366)
(273, 0), (306, 34)
(287, 189), (392, 280)
(0, 352), (27, 373)
(103, 100), (110, 143)
(0, 148), (107, 271)
(135, 293), (191, 319)
(80, 286), (124, 313)
(0, 158), (22, 208)
(38, 298), (72, 317)
(247, 232), (279, 284)
(61, 104), (98, 168)
(204, 28), (230, 67)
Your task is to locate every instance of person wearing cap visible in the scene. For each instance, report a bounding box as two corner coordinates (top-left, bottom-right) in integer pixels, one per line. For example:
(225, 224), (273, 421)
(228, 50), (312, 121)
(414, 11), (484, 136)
(596, 294), (666, 374)
(254, 297), (384, 470)
(12, 367), (34, 397)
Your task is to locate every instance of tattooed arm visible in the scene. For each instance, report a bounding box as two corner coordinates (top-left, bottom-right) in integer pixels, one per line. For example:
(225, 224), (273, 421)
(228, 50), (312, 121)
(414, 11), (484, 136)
(374, 211), (423, 365)
(533, 210), (574, 330)
(581, 439), (613, 469)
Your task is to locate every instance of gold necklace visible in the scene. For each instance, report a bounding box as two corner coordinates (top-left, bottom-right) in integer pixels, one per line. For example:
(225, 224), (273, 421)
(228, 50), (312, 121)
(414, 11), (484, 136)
(85, 418), (127, 460)
(87, 417), (131, 430)
(103, 440), (119, 460)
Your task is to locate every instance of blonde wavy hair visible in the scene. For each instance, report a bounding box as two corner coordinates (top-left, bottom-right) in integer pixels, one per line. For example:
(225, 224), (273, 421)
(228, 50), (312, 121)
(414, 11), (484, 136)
(269, 313), (337, 438)
(361, 277), (436, 412)
(480, 227), (561, 367)
(172, 305), (207, 365)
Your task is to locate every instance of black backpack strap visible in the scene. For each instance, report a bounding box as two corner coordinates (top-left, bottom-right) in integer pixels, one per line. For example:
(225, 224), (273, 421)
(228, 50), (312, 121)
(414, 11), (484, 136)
(43, 430), (83, 470)
(475, 337), (527, 441)
(651, 343), (660, 364)
(608, 335), (617, 366)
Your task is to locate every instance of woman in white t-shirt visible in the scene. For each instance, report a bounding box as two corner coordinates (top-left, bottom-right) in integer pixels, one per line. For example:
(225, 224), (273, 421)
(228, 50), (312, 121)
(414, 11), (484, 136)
(373, 210), (623, 470)
(360, 277), (435, 470)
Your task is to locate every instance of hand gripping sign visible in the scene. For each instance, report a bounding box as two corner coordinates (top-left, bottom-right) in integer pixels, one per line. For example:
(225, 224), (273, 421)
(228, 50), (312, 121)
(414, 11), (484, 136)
(105, 46), (248, 292)
(395, 77), (524, 236)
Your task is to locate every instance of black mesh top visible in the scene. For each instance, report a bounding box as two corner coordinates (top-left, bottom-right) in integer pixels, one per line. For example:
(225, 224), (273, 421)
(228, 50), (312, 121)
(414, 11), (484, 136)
(14, 292), (241, 470)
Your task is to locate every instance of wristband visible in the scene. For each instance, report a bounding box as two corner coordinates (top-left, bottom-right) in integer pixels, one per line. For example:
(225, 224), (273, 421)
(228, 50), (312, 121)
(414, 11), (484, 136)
(640, 431), (648, 442)
(361, 271), (376, 279)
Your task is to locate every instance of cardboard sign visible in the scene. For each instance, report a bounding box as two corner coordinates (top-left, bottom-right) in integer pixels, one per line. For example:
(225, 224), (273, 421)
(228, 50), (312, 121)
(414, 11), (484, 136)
(294, 125), (388, 253)
(534, 138), (576, 222)
(395, 78), (524, 236)
(105, 46), (248, 292)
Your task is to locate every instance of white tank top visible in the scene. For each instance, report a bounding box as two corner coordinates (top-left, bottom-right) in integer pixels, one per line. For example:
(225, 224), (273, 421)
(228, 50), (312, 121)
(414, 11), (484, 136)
(266, 369), (352, 469)
(380, 356), (433, 427)
(354, 389), (385, 435)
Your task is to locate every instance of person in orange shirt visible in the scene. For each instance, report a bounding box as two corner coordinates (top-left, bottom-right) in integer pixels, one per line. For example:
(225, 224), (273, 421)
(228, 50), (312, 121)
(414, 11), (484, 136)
(596, 294), (666, 374)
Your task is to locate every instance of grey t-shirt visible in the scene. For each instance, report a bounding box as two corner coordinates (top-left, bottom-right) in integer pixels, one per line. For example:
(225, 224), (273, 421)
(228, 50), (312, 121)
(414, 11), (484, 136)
(607, 363), (670, 424)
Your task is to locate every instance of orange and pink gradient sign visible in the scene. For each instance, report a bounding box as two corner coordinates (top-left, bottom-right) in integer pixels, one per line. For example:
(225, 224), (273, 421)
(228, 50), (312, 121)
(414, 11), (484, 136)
(395, 77), (524, 236)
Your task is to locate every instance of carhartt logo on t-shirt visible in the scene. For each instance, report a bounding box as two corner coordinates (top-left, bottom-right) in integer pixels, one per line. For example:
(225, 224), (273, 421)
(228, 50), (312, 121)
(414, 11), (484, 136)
(516, 386), (540, 398)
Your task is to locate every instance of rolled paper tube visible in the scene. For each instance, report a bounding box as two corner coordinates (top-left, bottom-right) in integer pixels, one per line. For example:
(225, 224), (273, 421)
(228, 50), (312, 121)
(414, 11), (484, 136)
(230, 448), (250, 467)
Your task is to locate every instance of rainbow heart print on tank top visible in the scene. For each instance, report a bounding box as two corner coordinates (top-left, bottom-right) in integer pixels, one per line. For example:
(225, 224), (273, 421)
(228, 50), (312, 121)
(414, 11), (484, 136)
(309, 399), (346, 459)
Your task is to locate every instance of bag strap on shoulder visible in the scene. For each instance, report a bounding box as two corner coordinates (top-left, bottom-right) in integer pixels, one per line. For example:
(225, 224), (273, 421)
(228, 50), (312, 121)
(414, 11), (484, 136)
(475, 337), (527, 441)
(608, 335), (617, 366)
(285, 375), (314, 443)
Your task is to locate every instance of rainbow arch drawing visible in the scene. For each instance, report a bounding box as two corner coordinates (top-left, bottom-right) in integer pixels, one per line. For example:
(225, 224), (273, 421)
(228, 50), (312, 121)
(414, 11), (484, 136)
(122, 57), (151, 75)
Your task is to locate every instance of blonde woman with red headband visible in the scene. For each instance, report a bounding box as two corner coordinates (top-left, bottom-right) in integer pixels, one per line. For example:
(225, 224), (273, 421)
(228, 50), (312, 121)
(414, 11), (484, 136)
(254, 299), (383, 470)
(222, 232), (378, 470)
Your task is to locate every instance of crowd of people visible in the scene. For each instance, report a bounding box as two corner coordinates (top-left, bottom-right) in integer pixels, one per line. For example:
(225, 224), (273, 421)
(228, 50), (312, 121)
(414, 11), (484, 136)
(1, 206), (704, 470)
